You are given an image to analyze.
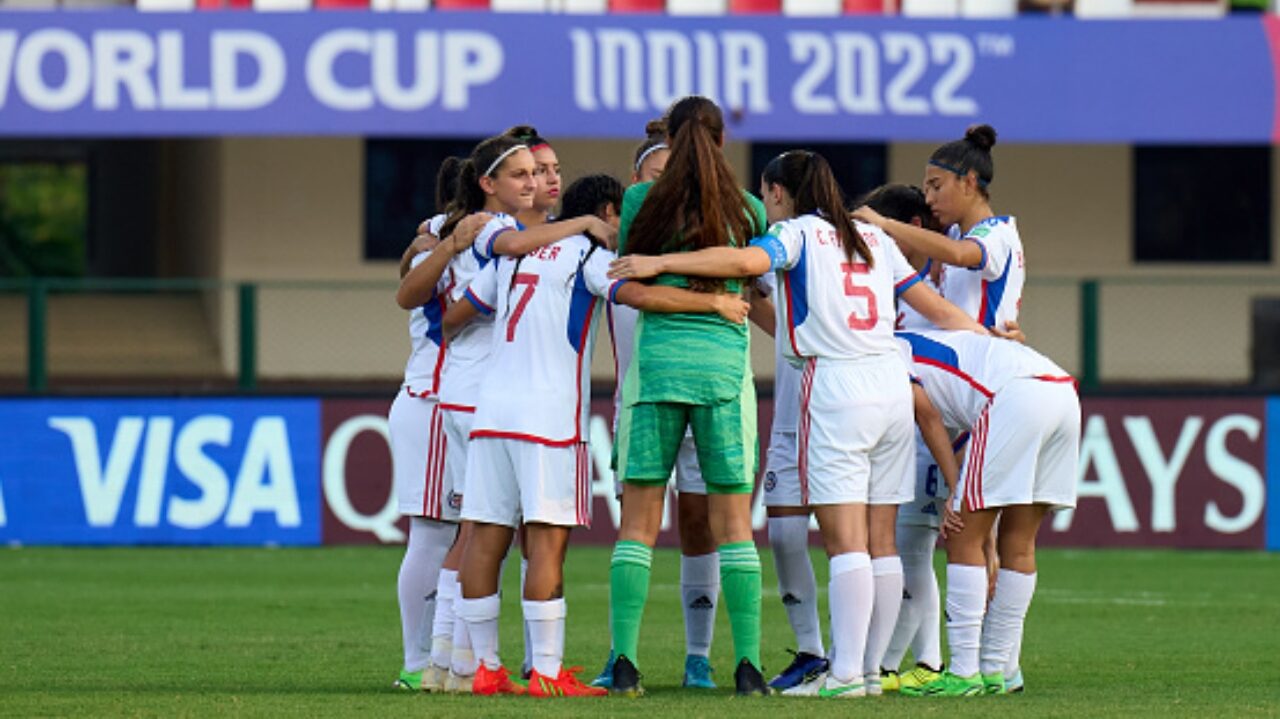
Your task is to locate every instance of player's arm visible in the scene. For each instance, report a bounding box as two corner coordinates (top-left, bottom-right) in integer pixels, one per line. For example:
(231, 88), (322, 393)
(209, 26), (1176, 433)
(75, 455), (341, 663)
(490, 216), (619, 256)
(748, 286), (776, 338)
(853, 206), (983, 268)
(398, 220), (440, 279)
(912, 382), (963, 538)
(441, 293), (483, 340)
(609, 246), (771, 281)
(899, 282), (988, 335)
(613, 282), (749, 324)
(395, 214), (490, 310)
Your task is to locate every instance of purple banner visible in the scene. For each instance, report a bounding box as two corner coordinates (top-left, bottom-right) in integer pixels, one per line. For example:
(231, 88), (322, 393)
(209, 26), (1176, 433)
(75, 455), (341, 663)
(0, 12), (1273, 141)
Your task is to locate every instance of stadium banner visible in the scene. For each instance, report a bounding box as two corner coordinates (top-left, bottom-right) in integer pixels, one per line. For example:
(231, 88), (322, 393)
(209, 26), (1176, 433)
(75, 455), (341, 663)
(317, 395), (1272, 549)
(0, 398), (322, 545)
(0, 13), (1273, 142)
(1269, 398), (1280, 551)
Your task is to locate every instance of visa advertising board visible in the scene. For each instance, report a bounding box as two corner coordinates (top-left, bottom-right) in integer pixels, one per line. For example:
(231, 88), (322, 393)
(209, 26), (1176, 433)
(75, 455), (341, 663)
(0, 395), (1275, 549)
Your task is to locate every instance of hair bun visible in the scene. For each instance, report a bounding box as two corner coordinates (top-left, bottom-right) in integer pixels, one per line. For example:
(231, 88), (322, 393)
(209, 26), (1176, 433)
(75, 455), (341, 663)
(964, 124), (997, 152)
(644, 119), (667, 137)
(504, 124), (540, 141)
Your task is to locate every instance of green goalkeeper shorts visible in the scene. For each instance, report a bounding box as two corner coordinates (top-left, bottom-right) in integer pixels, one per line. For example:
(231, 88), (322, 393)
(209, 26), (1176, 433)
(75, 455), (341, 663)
(615, 377), (758, 495)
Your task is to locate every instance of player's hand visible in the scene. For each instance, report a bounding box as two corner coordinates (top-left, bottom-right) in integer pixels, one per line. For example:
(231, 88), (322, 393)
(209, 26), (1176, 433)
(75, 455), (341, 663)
(583, 217), (619, 250)
(991, 320), (1026, 344)
(450, 213), (493, 252)
(712, 294), (751, 324)
(408, 231), (440, 256)
(609, 255), (665, 280)
(940, 500), (964, 539)
(851, 205), (886, 227)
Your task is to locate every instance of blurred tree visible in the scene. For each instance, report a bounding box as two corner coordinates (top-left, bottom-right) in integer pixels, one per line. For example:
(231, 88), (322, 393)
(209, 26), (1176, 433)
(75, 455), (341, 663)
(0, 163), (87, 277)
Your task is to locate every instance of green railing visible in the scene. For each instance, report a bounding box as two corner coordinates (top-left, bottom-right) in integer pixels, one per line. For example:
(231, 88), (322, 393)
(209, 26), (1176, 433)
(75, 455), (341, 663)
(0, 274), (1277, 393)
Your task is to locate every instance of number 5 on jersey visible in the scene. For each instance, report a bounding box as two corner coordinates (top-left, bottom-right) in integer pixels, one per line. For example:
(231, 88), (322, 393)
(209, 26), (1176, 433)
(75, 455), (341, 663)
(842, 262), (877, 331)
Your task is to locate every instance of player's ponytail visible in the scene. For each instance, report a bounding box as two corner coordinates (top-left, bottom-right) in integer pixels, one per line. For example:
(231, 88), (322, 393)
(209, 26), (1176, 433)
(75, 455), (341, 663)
(762, 150), (870, 267)
(435, 156), (464, 214)
(929, 123), (997, 198)
(625, 96), (759, 293)
(440, 134), (527, 238)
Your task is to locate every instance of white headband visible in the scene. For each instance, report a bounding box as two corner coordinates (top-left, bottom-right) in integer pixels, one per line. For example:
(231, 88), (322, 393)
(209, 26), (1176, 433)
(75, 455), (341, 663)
(484, 144), (528, 178)
(635, 143), (668, 172)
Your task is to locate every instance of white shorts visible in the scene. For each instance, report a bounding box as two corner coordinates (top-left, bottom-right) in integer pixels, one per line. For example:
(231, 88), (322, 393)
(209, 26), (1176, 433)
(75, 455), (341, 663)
(763, 430), (802, 507)
(799, 355), (914, 506)
(612, 432), (706, 499)
(390, 388), (458, 521)
(441, 407), (475, 514)
(957, 377), (1081, 512)
(461, 438), (593, 528)
(896, 431), (946, 529)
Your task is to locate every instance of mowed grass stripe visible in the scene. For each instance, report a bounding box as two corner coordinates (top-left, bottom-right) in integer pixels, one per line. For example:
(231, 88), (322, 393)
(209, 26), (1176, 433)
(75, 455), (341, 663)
(2, 546), (1277, 717)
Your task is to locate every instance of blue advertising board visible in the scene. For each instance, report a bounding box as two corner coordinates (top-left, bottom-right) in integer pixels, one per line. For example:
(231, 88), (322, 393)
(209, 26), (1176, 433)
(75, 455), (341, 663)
(0, 399), (321, 545)
(0, 13), (1274, 142)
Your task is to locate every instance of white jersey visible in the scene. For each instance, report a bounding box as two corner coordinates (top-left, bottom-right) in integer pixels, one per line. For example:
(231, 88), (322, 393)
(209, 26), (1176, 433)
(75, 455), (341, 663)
(467, 234), (624, 445)
(402, 214), (452, 394)
(438, 213), (519, 410)
(754, 272), (801, 434)
(937, 216), (1025, 329)
(894, 261), (938, 332)
(896, 329), (1071, 431)
(753, 214), (922, 363)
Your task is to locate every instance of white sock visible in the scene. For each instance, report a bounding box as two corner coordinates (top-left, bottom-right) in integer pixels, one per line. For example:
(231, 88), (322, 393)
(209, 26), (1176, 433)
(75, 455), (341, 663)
(398, 518), (452, 672)
(450, 590), (477, 676)
(981, 570), (1036, 676)
(945, 564), (987, 678)
(430, 569), (459, 669)
(827, 552), (873, 683)
(521, 558), (532, 673)
(457, 594), (502, 671)
(863, 556), (904, 682)
(523, 598), (567, 677)
(680, 553), (719, 658)
(883, 524), (940, 671)
(768, 516), (824, 656)
(1005, 625), (1023, 677)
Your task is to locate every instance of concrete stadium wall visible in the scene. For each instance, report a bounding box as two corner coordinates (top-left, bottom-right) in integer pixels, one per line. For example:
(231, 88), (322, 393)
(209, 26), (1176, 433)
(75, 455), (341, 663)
(172, 138), (1280, 384)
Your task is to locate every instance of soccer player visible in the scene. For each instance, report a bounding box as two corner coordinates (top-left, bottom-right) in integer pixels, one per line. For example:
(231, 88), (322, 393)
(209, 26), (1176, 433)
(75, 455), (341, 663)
(591, 117), (722, 691)
(894, 329), (1079, 697)
(854, 125), (1024, 332)
(610, 149), (984, 699)
(602, 96), (771, 697)
(388, 159), (489, 692)
(410, 135), (623, 693)
(450, 174), (750, 697)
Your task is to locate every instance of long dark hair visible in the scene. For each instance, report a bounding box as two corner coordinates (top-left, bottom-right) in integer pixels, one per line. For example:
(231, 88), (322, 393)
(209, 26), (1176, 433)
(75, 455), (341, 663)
(929, 124), (997, 198)
(762, 151), (870, 267)
(554, 173), (624, 288)
(624, 96), (760, 290)
(439, 134), (527, 239)
(434, 156), (463, 214)
(857, 183), (933, 229)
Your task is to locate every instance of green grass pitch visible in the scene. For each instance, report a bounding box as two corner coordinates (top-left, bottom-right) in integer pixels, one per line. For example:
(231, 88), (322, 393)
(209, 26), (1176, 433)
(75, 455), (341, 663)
(3, 545), (1278, 717)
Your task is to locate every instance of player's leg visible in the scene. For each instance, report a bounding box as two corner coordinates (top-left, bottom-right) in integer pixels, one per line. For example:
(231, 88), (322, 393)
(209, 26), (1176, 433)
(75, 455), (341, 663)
(457, 437), (524, 695)
(389, 393), (456, 690)
(437, 408), (479, 691)
(520, 442), (606, 698)
(887, 523), (943, 688)
(694, 377), (767, 696)
(863, 395), (913, 695)
(675, 439), (719, 689)
(981, 380), (1080, 694)
(609, 400), (684, 695)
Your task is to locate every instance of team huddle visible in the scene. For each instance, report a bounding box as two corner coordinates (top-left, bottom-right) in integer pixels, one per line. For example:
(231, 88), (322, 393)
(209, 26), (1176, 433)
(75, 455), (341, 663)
(387, 94), (1082, 700)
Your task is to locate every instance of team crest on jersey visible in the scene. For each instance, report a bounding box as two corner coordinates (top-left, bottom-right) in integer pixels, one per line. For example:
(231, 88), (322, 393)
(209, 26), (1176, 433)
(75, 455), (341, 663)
(447, 491), (462, 510)
(764, 471), (777, 492)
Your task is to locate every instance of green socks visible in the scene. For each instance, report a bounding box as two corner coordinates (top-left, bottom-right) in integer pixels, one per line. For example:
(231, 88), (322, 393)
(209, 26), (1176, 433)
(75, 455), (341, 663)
(719, 540), (762, 669)
(610, 540), (653, 663)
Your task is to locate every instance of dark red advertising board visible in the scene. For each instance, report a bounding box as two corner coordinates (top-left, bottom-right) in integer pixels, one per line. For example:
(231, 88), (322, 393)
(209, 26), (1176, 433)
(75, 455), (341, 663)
(319, 396), (1269, 550)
